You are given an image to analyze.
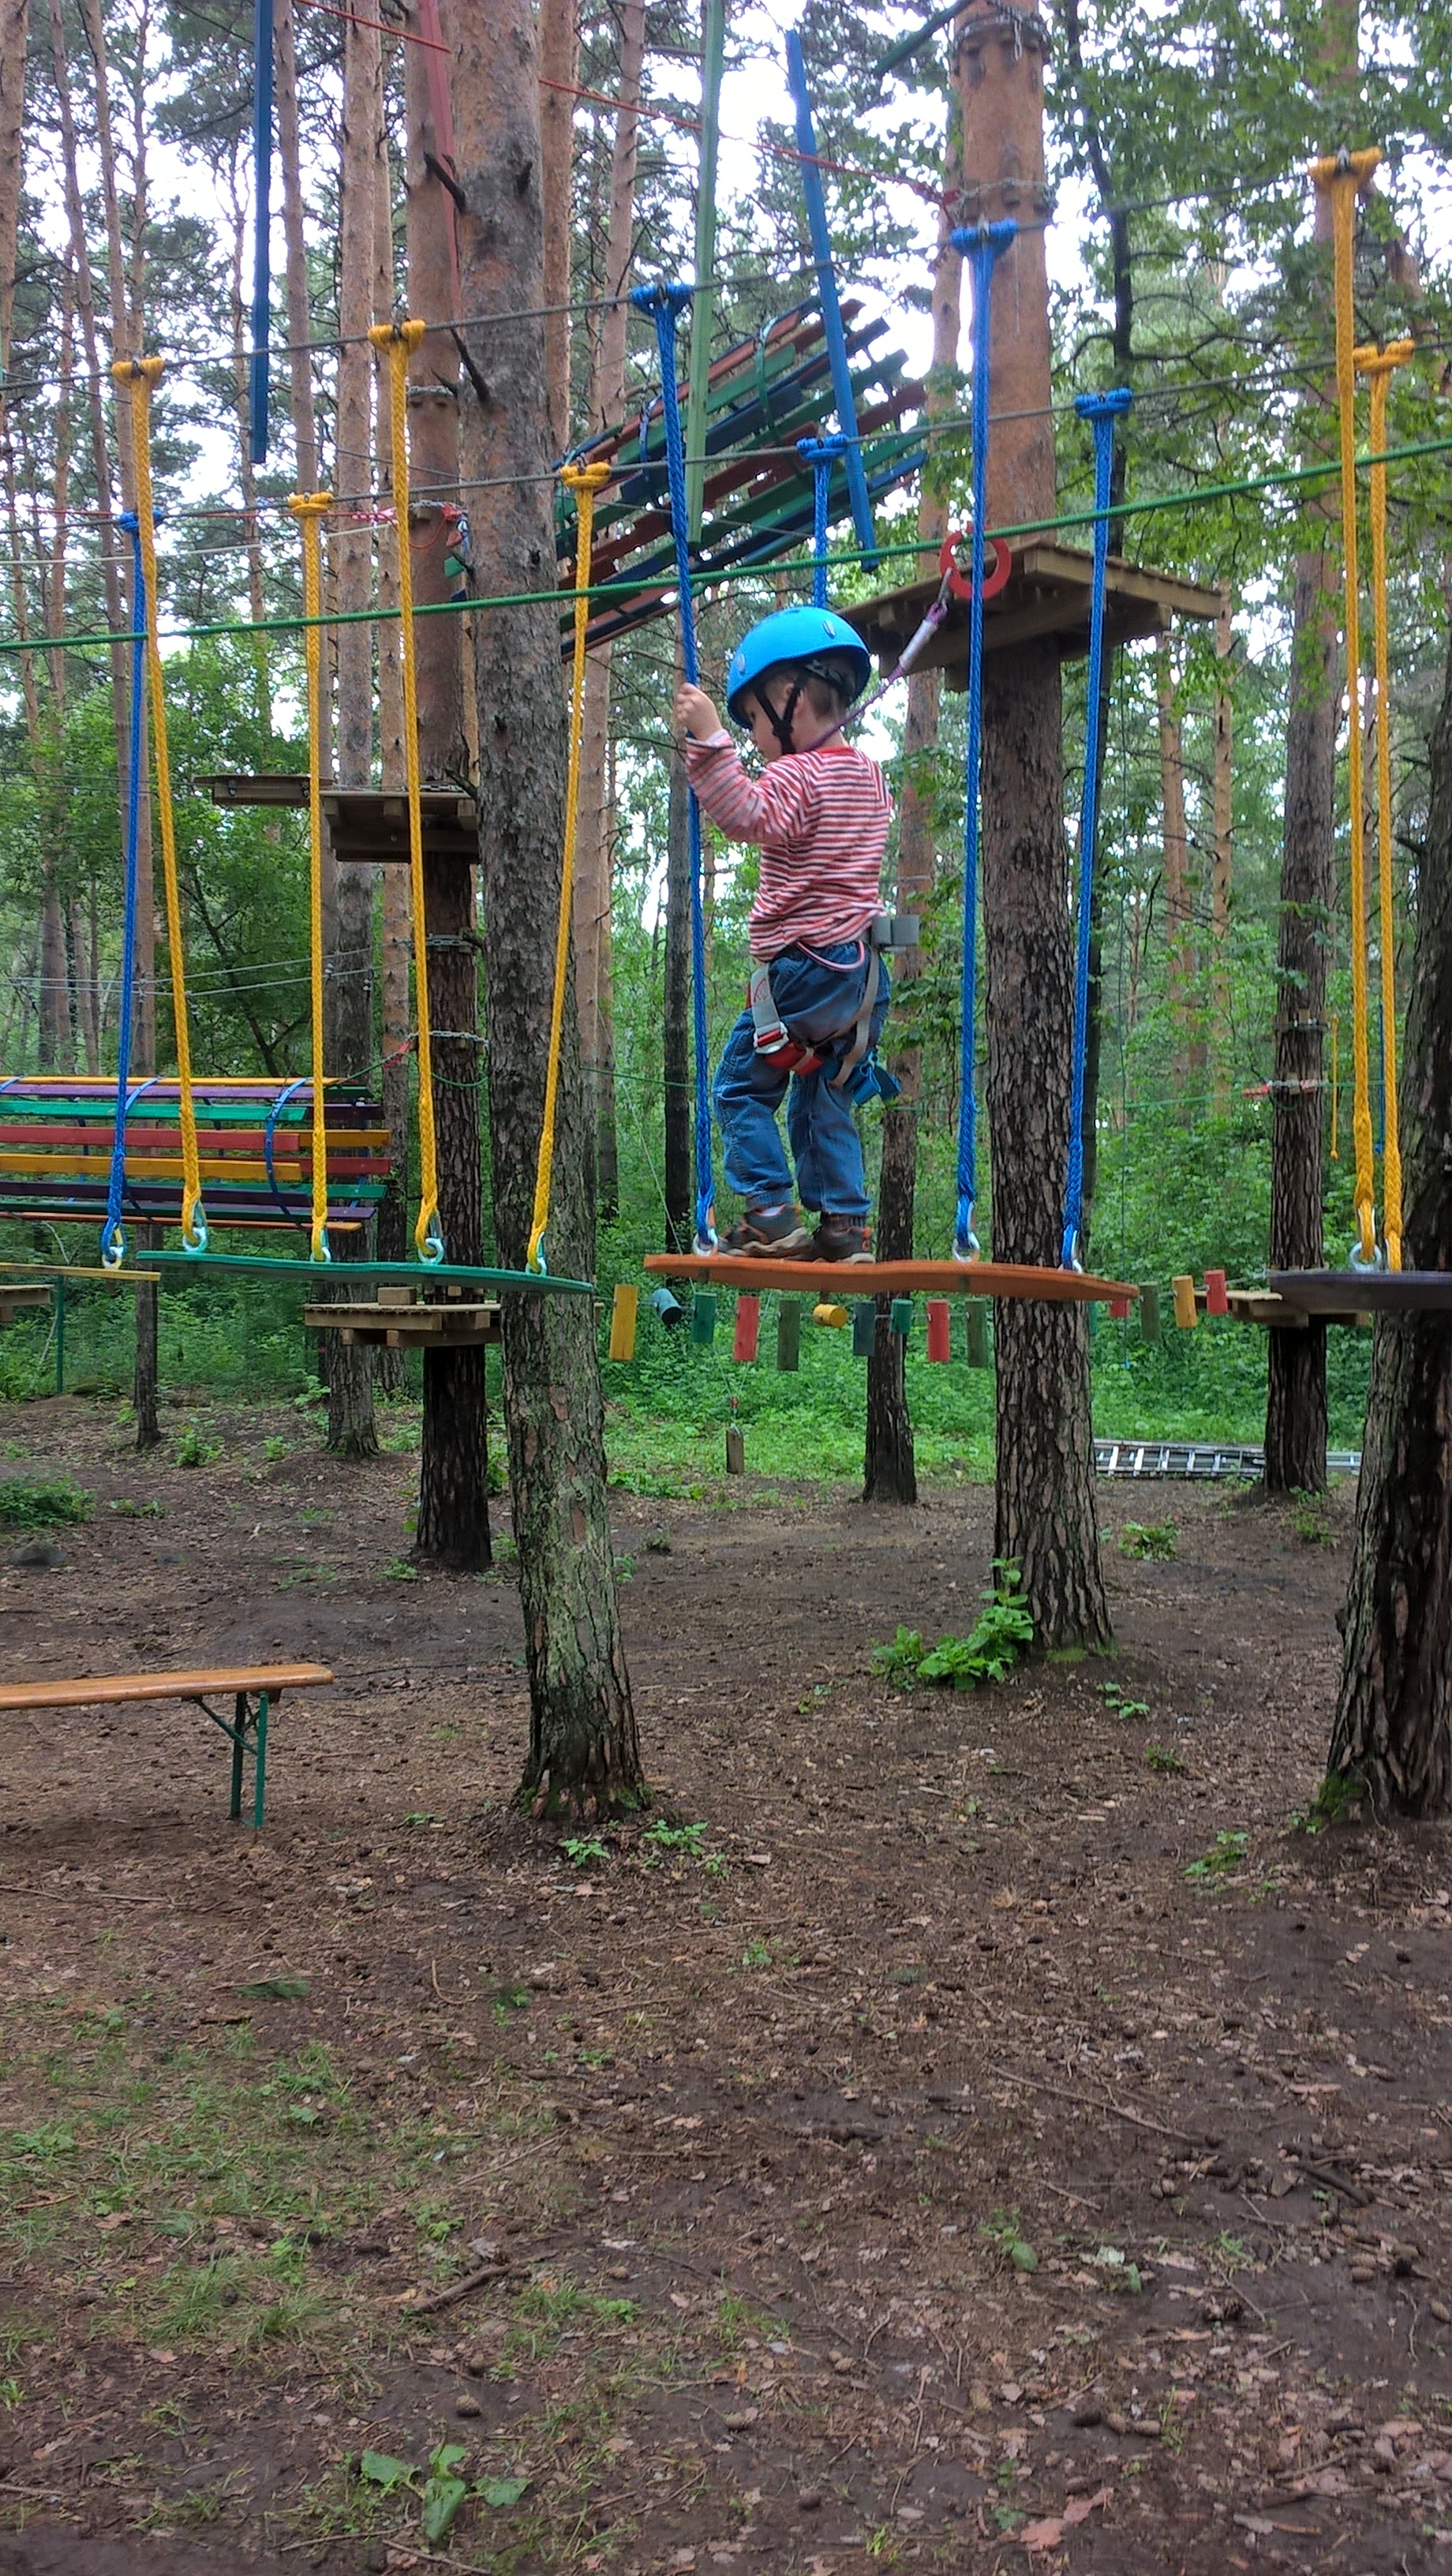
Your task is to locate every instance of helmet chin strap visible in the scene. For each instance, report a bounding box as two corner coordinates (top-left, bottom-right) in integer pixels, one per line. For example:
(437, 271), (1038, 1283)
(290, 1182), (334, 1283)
(754, 676), (804, 757)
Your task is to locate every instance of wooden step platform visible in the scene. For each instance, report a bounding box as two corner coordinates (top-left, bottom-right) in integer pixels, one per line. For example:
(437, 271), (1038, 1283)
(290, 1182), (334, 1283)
(843, 541), (1222, 682)
(0, 1282), (52, 1324)
(642, 1255), (1136, 1302)
(200, 777), (477, 867)
(1195, 1286), (1371, 1329)
(1270, 1268), (1452, 1316)
(304, 1282), (501, 1349)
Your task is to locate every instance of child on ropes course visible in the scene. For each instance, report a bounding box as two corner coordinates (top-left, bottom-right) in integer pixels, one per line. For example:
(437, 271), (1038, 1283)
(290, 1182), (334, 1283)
(675, 605), (893, 1264)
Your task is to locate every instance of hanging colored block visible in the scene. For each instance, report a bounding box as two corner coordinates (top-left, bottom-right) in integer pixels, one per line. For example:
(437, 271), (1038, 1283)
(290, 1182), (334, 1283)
(966, 1299), (989, 1368)
(777, 1299), (801, 1371)
(607, 1282), (638, 1361)
(926, 1298), (951, 1361)
(811, 1301), (848, 1329)
(1140, 1284), (1161, 1343)
(1204, 1267), (1229, 1316)
(732, 1292), (760, 1363)
(1108, 1294), (1131, 1321)
(851, 1299), (876, 1358)
(691, 1290), (718, 1346)
(1172, 1275), (1198, 1331)
(889, 1296), (914, 1338)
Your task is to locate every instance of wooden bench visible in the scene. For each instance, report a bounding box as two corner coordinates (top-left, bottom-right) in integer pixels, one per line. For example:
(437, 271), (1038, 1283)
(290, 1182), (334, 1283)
(0, 1664), (334, 1829)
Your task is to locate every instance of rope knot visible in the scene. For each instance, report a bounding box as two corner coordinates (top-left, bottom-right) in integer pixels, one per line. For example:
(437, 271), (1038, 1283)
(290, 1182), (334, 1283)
(369, 318), (428, 357)
(560, 461), (612, 498)
(287, 491), (334, 521)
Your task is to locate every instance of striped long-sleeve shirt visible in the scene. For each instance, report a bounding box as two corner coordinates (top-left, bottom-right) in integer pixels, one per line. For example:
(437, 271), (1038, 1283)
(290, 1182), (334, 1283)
(684, 731), (892, 960)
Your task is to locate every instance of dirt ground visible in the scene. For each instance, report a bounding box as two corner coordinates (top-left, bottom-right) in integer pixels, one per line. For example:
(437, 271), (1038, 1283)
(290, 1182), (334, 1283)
(2, 1395), (1452, 2576)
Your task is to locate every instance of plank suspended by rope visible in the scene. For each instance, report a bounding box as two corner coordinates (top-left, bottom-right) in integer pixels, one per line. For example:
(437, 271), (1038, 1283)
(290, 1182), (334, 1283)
(1312, 148), (1382, 1270)
(287, 490), (334, 1264)
(369, 317), (443, 1265)
(631, 280), (717, 1252)
(114, 356), (208, 1255)
(1062, 386), (1133, 1271)
(527, 459), (612, 1275)
(99, 512), (148, 1271)
(642, 1255), (1136, 1302)
(1355, 333), (1414, 1275)
(946, 220), (1016, 1261)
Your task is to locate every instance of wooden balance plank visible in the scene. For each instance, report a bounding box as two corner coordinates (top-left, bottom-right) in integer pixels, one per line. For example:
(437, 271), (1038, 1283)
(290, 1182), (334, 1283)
(642, 1255), (1136, 1302)
(303, 1300), (500, 1349)
(1269, 1268), (1452, 1316)
(1194, 1286), (1372, 1329)
(0, 1663), (332, 1711)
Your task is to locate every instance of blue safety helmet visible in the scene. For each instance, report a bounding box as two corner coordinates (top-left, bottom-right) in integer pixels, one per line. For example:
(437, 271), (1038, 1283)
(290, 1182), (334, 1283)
(724, 605), (873, 728)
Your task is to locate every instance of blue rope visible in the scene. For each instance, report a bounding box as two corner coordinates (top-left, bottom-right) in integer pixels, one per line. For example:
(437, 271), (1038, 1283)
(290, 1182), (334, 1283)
(264, 1077), (313, 1231)
(947, 222), (1016, 1260)
(1061, 386), (1134, 1271)
(100, 512), (148, 1269)
(631, 281), (717, 1251)
(797, 433), (848, 607)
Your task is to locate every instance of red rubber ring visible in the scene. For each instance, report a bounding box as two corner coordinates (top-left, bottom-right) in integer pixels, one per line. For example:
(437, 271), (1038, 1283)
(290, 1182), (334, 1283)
(939, 528), (1012, 601)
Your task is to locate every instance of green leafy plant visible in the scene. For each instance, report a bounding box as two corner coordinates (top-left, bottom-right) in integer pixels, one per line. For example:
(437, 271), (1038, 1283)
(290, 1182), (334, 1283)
(262, 1436), (290, 1462)
(1118, 1521), (1177, 1560)
(175, 1425), (222, 1469)
(561, 1835), (608, 1870)
(357, 2443), (525, 2544)
(1087, 2243), (1143, 2294)
(108, 1496), (164, 1518)
(292, 1375), (328, 1411)
(1101, 1680), (1151, 1720)
(872, 1564), (1032, 1691)
(642, 1819), (709, 1862)
(1290, 1770), (1364, 1833)
(1184, 1829), (1249, 1881)
(384, 1556), (418, 1582)
(979, 2207), (1038, 2273)
(1145, 1742), (1186, 1774)
(0, 1477), (92, 1528)
(1290, 1490), (1334, 1545)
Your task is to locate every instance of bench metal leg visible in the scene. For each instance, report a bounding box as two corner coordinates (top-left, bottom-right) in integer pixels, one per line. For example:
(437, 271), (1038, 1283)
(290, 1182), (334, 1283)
(253, 1693), (269, 1830)
(230, 1693), (246, 1820)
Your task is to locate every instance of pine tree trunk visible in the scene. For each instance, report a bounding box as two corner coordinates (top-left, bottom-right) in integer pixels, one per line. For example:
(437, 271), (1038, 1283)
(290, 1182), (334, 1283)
(537, 0), (576, 460)
(321, 0), (384, 1461)
(408, 36), (489, 1564)
(1327, 627), (1452, 1814)
(982, 645), (1110, 1649)
(663, 743), (693, 1249)
(453, 0), (639, 1814)
(1211, 590), (1234, 1107)
(133, 1223), (160, 1447)
(372, 119), (409, 1398)
(1157, 643), (1194, 1081)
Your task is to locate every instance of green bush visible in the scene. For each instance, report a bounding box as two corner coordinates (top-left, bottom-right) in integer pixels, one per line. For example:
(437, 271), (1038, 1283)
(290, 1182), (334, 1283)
(0, 1478), (92, 1529)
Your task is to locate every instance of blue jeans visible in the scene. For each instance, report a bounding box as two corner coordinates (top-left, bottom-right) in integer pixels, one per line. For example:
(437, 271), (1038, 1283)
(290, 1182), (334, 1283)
(713, 942), (890, 1222)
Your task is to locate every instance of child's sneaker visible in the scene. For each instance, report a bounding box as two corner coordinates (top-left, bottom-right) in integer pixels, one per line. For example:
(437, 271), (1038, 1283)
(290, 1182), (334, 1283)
(718, 1204), (811, 1256)
(811, 1217), (873, 1264)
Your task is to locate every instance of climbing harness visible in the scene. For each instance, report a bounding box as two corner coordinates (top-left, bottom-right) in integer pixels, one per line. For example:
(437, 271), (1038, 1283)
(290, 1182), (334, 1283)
(527, 459), (612, 1275)
(946, 220), (1016, 1260)
(369, 317), (443, 1264)
(114, 357), (207, 1254)
(1312, 148), (1382, 1268)
(631, 280), (717, 1251)
(99, 514), (148, 1270)
(1355, 334), (1413, 1272)
(288, 490), (334, 1264)
(1063, 386), (1134, 1272)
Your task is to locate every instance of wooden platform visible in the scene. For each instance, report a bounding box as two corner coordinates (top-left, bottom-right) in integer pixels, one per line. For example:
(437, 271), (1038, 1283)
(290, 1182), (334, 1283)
(842, 541), (1222, 685)
(200, 777), (477, 867)
(303, 1284), (501, 1349)
(1270, 1269), (1452, 1316)
(642, 1255), (1136, 1303)
(1196, 1286), (1370, 1329)
(0, 1282), (52, 1324)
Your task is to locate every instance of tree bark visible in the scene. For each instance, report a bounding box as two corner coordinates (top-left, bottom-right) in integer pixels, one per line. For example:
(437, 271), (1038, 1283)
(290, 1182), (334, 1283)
(453, 0), (640, 1814)
(1327, 625), (1452, 1815)
(372, 112), (410, 1385)
(321, 0), (384, 1459)
(538, 0), (576, 460)
(1211, 590), (1233, 1107)
(1156, 641), (1194, 1077)
(663, 743), (693, 1250)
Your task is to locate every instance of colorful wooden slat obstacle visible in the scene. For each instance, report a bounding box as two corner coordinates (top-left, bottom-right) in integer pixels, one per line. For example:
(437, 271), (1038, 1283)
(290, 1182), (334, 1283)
(0, 1079), (389, 1234)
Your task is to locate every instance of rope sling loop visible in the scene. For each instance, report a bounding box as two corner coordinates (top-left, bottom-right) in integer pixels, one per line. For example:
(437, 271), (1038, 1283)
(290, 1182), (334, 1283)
(1354, 334), (1414, 1273)
(946, 222), (1016, 1260)
(369, 316), (443, 1264)
(630, 281), (717, 1251)
(114, 357), (207, 1254)
(100, 512), (149, 1270)
(526, 459), (612, 1275)
(797, 432), (850, 609)
(1062, 386), (1134, 1271)
(1311, 148), (1382, 1268)
(286, 490), (335, 1264)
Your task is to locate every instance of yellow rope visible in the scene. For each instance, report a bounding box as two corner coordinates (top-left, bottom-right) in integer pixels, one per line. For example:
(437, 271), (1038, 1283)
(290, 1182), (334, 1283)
(1355, 335), (1414, 1271)
(369, 318), (441, 1262)
(526, 460), (612, 1275)
(1329, 1013), (1339, 1159)
(1311, 149), (1380, 1266)
(114, 356), (206, 1252)
(288, 491), (334, 1264)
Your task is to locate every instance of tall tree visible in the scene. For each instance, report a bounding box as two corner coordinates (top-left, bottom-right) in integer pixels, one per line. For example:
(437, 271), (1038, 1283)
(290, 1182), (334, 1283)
(452, 0), (640, 1814)
(1327, 623), (1452, 1814)
(538, 0), (576, 461)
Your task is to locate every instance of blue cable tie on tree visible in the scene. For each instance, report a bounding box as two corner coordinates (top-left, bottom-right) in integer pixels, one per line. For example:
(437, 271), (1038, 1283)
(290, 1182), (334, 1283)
(796, 432), (850, 608)
(1061, 385), (1134, 1271)
(631, 280), (717, 1252)
(946, 221), (1016, 1260)
(100, 511), (149, 1270)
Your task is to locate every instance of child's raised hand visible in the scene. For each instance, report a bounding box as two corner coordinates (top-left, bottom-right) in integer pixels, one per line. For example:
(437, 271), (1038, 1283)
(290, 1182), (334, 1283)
(675, 681), (722, 740)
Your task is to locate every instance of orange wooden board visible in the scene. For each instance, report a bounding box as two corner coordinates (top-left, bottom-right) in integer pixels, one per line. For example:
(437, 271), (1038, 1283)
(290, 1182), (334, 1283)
(0, 1664), (334, 1711)
(642, 1256), (1136, 1302)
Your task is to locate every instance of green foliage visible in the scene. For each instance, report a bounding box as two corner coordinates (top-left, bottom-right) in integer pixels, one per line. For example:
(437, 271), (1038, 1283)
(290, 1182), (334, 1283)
(1289, 1770), (1364, 1835)
(175, 1424), (222, 1469)
(0, 1477), (91, 1528)
(1100, 1680), (1151, 1720)
(1184, 1830), (1250, 1881)
(560, 1836), (608, 1870)
(1144, 1742), (1187, 1775)
(979, 2207), (1038, 2273)
(873, 1564), (1032, 1690)
(1118, 1521), (1177, 1560)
